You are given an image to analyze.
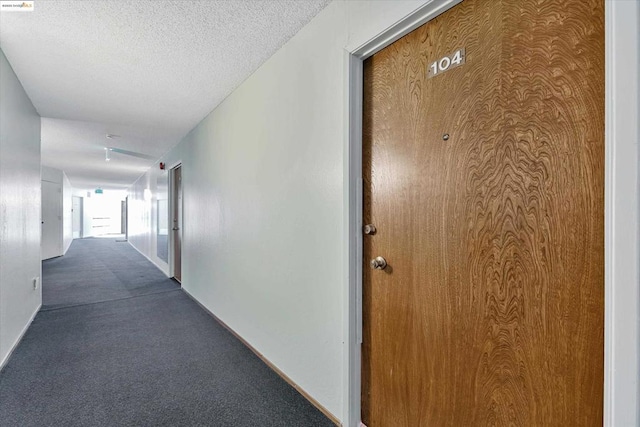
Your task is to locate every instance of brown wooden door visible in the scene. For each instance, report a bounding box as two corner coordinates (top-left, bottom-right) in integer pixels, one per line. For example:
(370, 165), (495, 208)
(361, 0), (604, 425)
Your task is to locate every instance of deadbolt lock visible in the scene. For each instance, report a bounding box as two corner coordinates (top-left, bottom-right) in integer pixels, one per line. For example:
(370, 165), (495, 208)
(363, 224), (377, 235)
(370, 256), (387, 270)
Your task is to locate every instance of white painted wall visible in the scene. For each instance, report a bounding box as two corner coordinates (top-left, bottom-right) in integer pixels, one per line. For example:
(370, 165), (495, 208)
(41, 165), (73, 256)
(0, 49), (42, 367)
(128, 0), (640, 424)
(72, 196), (83, 239)
(129, 173), (154, 264)
(41, 164), (62, 183)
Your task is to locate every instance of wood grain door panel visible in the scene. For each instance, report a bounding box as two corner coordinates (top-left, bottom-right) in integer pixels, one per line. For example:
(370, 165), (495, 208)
(362, 0), (604, 425)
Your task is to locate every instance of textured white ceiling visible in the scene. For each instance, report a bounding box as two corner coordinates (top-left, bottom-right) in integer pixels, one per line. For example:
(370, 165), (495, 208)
(0, 0), (331, 191)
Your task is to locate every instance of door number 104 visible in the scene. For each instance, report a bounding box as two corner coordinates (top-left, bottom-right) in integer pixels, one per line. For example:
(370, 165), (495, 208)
(428, 48), (466, 78)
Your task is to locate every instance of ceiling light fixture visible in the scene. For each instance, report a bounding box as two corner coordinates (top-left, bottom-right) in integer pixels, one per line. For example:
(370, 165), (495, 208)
(105, 147), (111, 161)
(107, 147), (155, 160)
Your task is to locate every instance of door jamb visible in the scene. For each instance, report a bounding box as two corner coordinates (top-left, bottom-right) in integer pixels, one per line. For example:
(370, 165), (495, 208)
(344, 1), (639, 426)
(603, 1), (639, 426)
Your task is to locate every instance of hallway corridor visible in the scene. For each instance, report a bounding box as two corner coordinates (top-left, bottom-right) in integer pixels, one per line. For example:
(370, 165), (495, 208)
(0, 239), (334, 426)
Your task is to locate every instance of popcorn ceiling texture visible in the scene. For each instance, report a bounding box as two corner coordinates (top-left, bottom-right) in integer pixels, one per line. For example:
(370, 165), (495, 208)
(0, 0), (331, 189)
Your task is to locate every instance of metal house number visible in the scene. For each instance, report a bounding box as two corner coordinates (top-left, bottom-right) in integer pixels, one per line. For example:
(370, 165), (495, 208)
(428, 48), (465, 78)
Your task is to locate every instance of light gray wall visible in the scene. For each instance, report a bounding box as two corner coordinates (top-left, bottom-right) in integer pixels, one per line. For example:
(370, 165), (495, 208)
(127, 1), (436, 421)
(129, 172), (154, 265)
(41, 164), (62, 183)
(0, 49), (42, 367)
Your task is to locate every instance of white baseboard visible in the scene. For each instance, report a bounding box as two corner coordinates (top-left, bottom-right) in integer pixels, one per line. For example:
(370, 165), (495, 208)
(0, 303), (41, 371)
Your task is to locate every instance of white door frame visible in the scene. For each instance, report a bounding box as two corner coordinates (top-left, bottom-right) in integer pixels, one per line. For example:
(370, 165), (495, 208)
(343, 1), (639, 426)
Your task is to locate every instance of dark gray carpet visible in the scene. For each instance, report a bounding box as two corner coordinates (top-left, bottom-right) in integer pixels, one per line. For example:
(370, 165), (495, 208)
(0, 239), (334, 427)
(42, 238), (179, 310)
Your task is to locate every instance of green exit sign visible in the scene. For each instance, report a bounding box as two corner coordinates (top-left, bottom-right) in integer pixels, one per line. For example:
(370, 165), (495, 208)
(95, 188), (103, 194)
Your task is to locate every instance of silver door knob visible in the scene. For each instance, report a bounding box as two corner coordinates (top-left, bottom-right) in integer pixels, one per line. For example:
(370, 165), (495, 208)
(370, 256), (387, 270)
(172, 227), (180, 231)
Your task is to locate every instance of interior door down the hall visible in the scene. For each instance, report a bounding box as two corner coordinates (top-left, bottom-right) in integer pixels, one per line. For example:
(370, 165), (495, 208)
(41, 180), (63, 260)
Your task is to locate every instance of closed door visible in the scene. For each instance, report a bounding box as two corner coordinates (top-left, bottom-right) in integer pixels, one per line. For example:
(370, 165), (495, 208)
(72, 196), (82, 239)
(41, 180), (62, 260)
(120, 200), (127, 234)
(362, 0), (604, 425)
(124, 196), (128, 240)
(171, 166), (182, 282)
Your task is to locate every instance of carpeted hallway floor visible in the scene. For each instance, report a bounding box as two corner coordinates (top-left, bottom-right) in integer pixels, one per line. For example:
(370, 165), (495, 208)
(0, 238), (334, 427)
(41, 238), (180, 310)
